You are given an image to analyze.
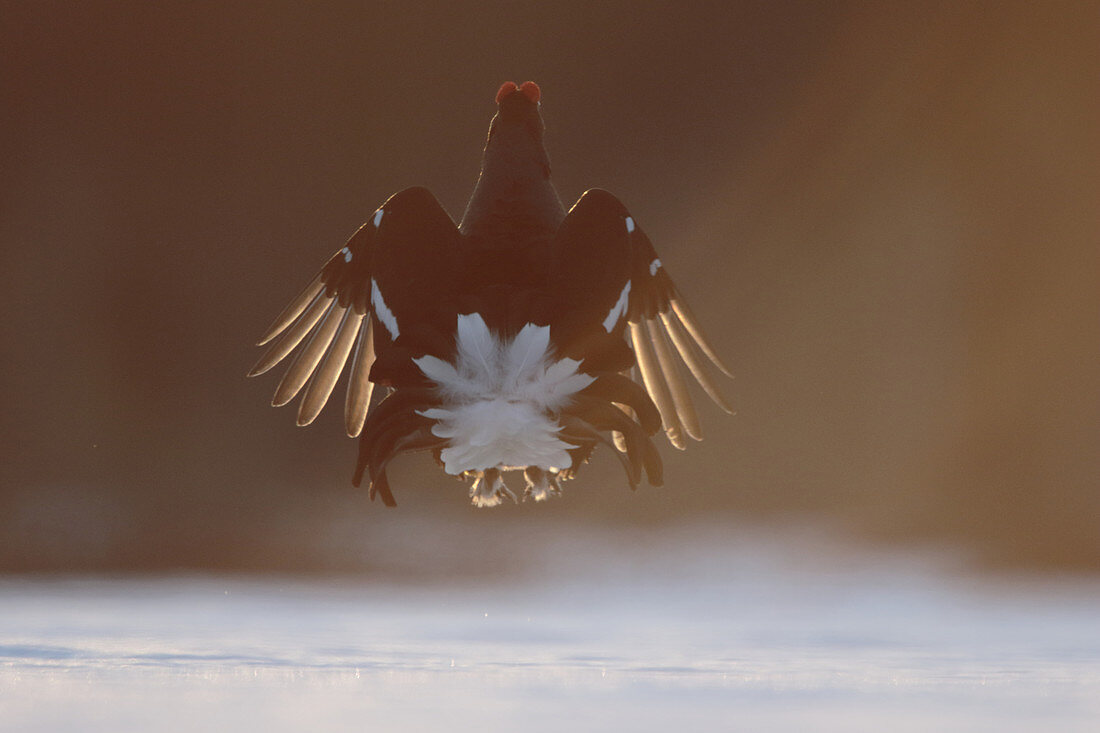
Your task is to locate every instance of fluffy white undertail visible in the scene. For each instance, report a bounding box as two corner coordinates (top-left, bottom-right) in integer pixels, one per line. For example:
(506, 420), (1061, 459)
(415, 314), (594, 479)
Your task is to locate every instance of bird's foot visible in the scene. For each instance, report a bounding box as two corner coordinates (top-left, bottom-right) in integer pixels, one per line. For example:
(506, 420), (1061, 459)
(468, 468), (517, 508)
(522, 467), (562, 502)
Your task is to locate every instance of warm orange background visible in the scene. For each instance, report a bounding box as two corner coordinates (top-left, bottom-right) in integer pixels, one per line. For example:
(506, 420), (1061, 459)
(2, 2), (1096, 572)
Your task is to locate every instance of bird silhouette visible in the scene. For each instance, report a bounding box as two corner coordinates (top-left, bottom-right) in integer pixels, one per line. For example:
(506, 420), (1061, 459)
(249, 81), (732, 507)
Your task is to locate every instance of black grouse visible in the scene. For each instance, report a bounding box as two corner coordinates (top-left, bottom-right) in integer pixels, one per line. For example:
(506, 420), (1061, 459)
(249, 81), (733, 507)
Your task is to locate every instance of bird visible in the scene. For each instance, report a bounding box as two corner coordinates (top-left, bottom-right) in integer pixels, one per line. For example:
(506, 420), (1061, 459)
(248, 81), (733, 508)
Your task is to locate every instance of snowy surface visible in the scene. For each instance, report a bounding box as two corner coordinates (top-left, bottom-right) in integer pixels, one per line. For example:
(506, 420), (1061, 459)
(2, 528), (1099, 732)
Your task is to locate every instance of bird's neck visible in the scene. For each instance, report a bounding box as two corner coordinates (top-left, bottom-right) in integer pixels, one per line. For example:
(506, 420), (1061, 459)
(459, 148), (565, 248)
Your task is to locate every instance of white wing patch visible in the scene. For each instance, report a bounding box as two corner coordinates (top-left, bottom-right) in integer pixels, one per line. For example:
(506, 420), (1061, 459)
(649, 258), (661, 276)
(603, 280), (631, 332)
(625, 216), (635, 233)
(372, 209), (385, 228)
(370, 277), (399, 338)
(341, 246), (352, 263)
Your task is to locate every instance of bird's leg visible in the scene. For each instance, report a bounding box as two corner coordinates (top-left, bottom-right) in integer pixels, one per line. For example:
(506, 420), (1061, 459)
(522, 466), (561, 502)
(468, 467), (517, 508)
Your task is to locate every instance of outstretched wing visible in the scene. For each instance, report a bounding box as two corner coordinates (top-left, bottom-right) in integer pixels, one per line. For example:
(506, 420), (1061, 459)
(554, 189), (734, 450)
(248, 187), (460, 437)
(623, 208), (734, 449)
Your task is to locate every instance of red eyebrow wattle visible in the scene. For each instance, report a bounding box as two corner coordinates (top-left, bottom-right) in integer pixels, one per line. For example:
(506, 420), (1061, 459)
(519, 81), (540, 103)
(495, 81), (518, 104)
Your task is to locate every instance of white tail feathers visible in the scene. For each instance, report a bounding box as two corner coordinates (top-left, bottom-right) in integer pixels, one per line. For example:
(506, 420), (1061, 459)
(413, 313), (594, 475)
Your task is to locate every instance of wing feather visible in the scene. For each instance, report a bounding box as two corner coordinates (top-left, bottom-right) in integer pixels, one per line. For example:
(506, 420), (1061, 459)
(273, 302), (347, 407)
(256, 274), (325, 347)
(297, 309), (363, 426)
(658, 310), (733, 414)
(645, 317), (701, 441)
(248, 290), (331, 378)
(629, 321), (685, 449)
(669, 296), (734, 378)
(344, 319), (377, 437)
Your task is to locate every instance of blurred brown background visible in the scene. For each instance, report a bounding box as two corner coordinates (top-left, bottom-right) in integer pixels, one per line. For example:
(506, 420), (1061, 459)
(2, 1), (1097, 574)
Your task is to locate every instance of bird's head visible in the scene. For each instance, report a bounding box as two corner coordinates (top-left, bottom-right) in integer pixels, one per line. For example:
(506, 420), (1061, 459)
(483, 81), (550, 178)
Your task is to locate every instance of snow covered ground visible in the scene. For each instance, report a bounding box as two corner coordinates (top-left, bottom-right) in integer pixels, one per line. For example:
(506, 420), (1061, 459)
(2, 526), (1099, 732)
